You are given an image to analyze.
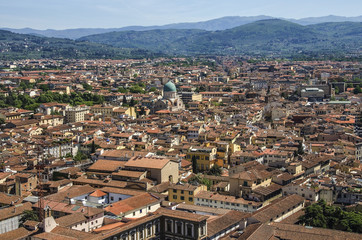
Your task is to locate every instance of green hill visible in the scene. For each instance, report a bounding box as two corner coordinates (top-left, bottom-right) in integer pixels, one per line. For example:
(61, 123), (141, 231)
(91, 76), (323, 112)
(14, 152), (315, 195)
(78, 19), (362, 57)
(1, 19), (361, 59)
(0, 30), (162, 60)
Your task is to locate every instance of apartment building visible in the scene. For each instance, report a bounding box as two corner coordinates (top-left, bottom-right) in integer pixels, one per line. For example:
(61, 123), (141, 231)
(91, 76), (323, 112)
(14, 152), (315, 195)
(65, 106), (90, 123)
(168, 183), (207, 205)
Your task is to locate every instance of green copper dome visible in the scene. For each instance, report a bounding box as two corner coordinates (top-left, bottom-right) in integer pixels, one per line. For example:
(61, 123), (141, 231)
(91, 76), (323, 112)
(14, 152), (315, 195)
(163, 81), (176, 92)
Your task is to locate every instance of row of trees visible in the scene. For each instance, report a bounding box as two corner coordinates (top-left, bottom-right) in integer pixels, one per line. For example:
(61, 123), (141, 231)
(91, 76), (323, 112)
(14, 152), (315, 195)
(0, 91), (104, 110)
(299, 200), (362, 233)
(117, 83), (156, 94)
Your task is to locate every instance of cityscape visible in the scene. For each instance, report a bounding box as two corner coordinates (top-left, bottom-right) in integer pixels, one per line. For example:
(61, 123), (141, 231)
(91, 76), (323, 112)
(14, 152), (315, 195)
(0, 1), (361, 240)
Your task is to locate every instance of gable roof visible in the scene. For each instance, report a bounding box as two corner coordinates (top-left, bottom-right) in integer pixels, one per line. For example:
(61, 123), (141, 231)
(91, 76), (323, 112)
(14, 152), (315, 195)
(124, 156), (171, 170)
(105, 193), (160, 216)
(88, 160), (125, 172)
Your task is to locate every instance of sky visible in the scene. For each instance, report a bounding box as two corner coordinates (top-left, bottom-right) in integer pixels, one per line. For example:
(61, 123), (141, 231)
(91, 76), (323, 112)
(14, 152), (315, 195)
(1, 0), (361, 29)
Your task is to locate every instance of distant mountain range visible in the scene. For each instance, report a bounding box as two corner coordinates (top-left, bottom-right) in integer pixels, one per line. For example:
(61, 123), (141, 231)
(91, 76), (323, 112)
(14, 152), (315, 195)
(2, 15), (362, 39)
(0, 19), (361, 60)
(78, 20), (362, 57)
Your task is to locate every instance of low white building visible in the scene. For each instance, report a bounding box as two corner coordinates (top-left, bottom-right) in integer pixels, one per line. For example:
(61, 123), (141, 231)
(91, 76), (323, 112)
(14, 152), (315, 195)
(0, 202), (32, 234)
(105, 193), (161, 218)
(55, 210), (104, 232)
(282, 178), (320, 201)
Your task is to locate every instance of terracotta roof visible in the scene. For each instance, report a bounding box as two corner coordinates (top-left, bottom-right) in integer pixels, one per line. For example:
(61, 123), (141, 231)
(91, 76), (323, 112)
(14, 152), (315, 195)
(124, 156), (171, 170)
(207, 211), (250, 237)
(99, 187), (145, 196)
(105, 193), (161, 216)
(112, 170), (146, 178)
(0, 202), (32, 221)
(56, 212), (87, 227)
(169, 183), (199, 191)
(88, 160), (125, 172)
(90, 189), (107, 197)
(156, 208), (209, 222)
(251, 194), (304, 223)
(271, 222), (362, 240)
(92, 221), (125, 233)
(0, 192), (23, 205)
(45, 185), (94, 202)
(0, 227), (31, 240)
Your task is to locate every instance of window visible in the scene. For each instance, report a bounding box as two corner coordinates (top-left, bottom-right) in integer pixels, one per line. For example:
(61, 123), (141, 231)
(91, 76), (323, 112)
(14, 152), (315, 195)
(133, 212), (136, 216)
(119, 198), (122, 201)
(186, 224), (193, 237)
(173, 189), (177, 193)
(200, 225), (205, 236)
(176, 222), (182, 234)
(111, 196), (114, 201)
(189, 191), (193, 195)
(181, 196), (185, 201)
(148, 206), (151, 210)
(181, 190), (184, 194)
(166, 220), (173, 232)
(139, 228), (144, 239)
(130, 231), (136, 240)
(140, 209), (142, 214)
(189, 197), (193, 202)
(147, 225), (152, 236)
(173, 195), (177, 199)
(155, 221), (160, 233)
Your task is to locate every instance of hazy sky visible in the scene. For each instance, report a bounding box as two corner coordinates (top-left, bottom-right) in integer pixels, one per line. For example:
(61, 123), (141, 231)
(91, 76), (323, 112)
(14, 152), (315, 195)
(1, 0), (361, 29)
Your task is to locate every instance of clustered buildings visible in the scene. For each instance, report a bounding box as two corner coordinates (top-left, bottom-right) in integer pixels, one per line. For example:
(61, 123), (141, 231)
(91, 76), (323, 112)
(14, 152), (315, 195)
(0, 58), (361, 239)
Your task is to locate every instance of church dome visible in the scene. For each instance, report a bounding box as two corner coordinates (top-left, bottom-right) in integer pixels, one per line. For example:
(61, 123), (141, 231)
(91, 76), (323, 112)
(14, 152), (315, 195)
(163, 81), (176, 92)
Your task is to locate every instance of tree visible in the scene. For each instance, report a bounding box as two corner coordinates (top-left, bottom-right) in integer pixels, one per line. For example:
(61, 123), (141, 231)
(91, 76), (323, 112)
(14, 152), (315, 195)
(139, 107), (146, 116)
(299, 201), (327, 228)
(82, 83), (93, 91)
(195, 85), (206, 93)
(129, 98), (136, 107)
(208, 164), (222, 176)
(335, 86), (340, 94)
(299, 200), (362, 233)
(354, 86), (362, 94)
(188, 174), (212, 190)
(192, 155), (198, 174)
(73, 151), (87, 162)
(224, 87), (232, 92)
(122, 95), (128, 105)
(20, 210), (39, 225)
(297, 142), (304, 155)
(91, 140), (96, 154)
